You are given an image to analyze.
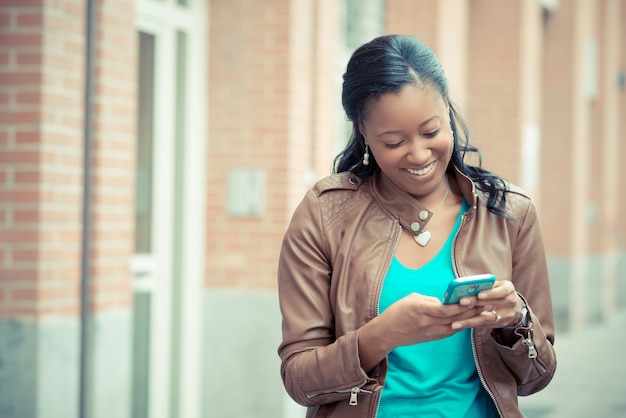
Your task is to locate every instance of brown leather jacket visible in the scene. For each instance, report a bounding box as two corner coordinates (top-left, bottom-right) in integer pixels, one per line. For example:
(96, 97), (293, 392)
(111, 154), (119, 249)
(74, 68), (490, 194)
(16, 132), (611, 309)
(278, 166), (557, 418)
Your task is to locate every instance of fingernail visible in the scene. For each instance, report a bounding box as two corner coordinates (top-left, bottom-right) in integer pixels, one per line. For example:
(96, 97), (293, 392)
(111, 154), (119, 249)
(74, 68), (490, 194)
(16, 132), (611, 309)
(451, 322), (462, 330)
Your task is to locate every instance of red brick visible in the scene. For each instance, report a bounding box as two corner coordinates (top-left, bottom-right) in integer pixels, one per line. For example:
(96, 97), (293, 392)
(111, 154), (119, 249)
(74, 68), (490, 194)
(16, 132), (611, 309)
(0, 33), (41, 47)
(16, 13), (43, 27)
(14, 131), (40, 144)
(0, 13), (10, 28)
(16, 52), (42, 66)
(0, 0), (43, 6)
(0, 228), (39, 243)
(0, 190), (39, 203)
(13, 209), (39, 223)
(0, 51), (9, 65)
(0, 268), (38, 282)
(0, 306), (38, 319)
(10, 287), (39, 302)
(12, 247), (39, 261)
(0, 131), (9, 145)
(0, 72), (42, 85)
(15, 91), (42, 105)
(0, 150), (39, 164)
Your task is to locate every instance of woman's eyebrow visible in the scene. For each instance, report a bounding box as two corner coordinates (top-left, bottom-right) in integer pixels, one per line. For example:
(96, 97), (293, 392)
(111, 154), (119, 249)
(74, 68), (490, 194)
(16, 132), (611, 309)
(419, 115), (441, 127)
(376, 116), (441, 138)
(377, 129), (403, 138)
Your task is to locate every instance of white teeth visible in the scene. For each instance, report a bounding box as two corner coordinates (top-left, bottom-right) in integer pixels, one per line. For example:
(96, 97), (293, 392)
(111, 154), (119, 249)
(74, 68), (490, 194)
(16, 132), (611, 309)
(406, 162), (435, 176)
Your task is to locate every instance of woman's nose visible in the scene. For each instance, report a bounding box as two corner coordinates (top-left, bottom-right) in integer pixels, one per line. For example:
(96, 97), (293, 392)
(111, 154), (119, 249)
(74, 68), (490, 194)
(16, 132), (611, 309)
(406, 139), (430, 164)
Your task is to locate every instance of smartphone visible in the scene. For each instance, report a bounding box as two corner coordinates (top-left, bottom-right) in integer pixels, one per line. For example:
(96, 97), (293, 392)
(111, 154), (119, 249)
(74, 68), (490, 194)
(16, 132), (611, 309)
(442, 274), (496, 304)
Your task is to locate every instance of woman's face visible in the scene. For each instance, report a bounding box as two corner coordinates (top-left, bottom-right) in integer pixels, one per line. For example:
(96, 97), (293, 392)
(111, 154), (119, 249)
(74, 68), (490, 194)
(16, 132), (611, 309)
(360, 83), (453, 202)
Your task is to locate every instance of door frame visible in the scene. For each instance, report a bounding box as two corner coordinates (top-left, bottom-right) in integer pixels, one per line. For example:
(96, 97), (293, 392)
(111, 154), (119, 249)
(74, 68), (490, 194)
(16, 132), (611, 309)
(133, 1), (208, 417)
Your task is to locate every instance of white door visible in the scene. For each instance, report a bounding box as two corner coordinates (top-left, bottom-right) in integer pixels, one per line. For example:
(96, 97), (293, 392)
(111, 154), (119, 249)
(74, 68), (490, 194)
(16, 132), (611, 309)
(132, 1), (208, 418)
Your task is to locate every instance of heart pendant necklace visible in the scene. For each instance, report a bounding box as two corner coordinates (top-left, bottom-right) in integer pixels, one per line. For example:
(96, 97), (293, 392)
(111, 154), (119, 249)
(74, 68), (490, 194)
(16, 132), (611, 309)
(415, 230), (432, 246)
(413, 184), (450, 247)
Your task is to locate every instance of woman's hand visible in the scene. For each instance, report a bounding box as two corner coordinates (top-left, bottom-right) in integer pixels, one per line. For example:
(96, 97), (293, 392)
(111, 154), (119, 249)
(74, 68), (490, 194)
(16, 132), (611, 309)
(450, 280), (523, 330)
(357, 292), (482, 372)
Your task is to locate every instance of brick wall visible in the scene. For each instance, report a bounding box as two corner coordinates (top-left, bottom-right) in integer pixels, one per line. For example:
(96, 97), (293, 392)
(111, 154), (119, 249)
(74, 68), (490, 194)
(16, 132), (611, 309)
(207, 0), (292, 289)
(386, 0), (438, 50)
(0, 0), (135, 317)
(89, 0), (135, 312)
(0, 0), (86, 318)
(386, 0), (470, 113)
(206, 0), (341, 290)
(541, 1), (576, 255)
(387, 0), (543, 193)
(467, 0), (524, 184)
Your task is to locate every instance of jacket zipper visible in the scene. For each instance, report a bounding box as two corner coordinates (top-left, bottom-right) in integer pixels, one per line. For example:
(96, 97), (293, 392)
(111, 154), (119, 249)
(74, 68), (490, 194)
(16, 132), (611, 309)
(372, 224), (402, 417)
(471, 329), (504, 418)
(349, 385), (373, 405)
(454, 207), (504, 418)
(375, 224), (403, 317)
(305, 380), (371, 405)
(524, 330), (538, 358)
(523, 329), (548, 374)
(449, 210), (468, 279)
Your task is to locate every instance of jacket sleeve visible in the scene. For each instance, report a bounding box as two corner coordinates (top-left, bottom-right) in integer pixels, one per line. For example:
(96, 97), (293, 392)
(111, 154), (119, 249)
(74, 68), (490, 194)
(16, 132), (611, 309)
(277, 189), (371, 407)
(493, 197), (557, 395)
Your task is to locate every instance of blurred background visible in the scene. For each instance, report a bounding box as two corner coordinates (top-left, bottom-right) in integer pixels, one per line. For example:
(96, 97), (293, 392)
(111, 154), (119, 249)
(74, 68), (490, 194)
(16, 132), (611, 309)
(0, 0), (625, 417)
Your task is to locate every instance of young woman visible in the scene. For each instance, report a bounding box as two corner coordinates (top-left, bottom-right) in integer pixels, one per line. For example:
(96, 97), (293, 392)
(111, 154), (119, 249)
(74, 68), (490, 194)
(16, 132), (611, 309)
(278, 34), (556, 418)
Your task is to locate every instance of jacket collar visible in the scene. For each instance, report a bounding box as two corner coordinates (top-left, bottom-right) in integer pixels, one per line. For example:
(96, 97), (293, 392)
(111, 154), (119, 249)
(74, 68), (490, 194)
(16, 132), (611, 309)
(369, 164), (477, 236)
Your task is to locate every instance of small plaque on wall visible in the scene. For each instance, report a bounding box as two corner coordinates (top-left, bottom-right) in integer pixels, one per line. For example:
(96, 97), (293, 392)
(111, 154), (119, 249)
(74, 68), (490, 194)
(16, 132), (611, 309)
(227, 168), (266, 217)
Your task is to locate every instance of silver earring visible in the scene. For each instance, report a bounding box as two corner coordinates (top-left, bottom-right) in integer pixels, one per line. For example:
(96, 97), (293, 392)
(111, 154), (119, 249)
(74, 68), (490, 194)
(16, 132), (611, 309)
(363, 144), (370, 166)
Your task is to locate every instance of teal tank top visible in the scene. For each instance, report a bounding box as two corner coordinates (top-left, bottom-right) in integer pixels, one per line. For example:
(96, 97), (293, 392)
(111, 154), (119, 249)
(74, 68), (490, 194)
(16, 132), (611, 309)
(377, 200), (497, 418)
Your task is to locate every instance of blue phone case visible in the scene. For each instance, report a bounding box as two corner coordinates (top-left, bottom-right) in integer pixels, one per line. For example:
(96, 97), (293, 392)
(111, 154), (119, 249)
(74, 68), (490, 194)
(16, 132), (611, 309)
(442, 274), (496, 304)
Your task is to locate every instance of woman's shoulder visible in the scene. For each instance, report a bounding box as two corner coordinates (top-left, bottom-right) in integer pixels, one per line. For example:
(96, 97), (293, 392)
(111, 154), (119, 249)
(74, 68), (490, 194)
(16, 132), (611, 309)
(504, 182), (535, 208)
(301, 172), (372, 225)
(490, 181), (537, 225)
(312, 172), (364, 196)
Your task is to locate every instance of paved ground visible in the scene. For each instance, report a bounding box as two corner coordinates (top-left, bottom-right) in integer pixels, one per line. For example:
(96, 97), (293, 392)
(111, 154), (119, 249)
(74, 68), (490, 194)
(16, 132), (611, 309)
(518, 310), (626, 418)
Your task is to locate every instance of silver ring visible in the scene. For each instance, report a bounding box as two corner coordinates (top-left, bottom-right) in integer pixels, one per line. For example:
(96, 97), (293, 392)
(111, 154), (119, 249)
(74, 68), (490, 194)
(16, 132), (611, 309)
(492, 310), (501, 324)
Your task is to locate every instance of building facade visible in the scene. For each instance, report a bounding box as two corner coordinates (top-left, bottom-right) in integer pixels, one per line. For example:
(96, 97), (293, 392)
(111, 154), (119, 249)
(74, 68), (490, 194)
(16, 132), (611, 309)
(0, 0), (625, 417)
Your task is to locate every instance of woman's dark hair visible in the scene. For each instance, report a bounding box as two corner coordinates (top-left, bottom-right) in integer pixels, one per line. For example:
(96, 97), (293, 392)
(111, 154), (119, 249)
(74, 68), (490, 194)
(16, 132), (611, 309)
(334, 34), (508, 216)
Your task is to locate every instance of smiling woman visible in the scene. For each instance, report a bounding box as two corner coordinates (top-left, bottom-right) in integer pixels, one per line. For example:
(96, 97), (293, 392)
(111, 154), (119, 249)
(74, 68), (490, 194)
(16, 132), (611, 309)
(359, 84), (453, 205)
(277, 34), (557, 418)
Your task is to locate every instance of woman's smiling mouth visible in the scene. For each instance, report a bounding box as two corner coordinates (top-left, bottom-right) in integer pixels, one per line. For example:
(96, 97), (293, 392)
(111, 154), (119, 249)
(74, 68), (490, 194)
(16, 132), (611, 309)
(405, 161), (436, 176)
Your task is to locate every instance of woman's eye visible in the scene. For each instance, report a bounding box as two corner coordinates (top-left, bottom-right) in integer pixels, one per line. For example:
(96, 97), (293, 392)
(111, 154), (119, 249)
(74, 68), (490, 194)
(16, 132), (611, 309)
(424, 129), (440, 138)
(385, 141), (403, 148)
